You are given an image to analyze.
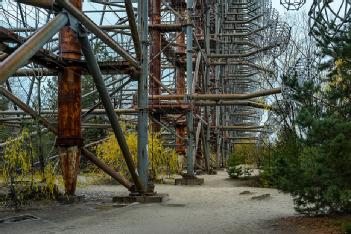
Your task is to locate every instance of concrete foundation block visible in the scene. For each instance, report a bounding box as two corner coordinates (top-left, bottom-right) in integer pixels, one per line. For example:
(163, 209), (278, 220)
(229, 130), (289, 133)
(112, 193), (167, 204)
(175, 177), (204, 185)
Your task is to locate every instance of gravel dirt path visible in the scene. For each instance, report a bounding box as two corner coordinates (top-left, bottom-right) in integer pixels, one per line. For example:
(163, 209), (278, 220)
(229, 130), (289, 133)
(0, 171), (298, 234)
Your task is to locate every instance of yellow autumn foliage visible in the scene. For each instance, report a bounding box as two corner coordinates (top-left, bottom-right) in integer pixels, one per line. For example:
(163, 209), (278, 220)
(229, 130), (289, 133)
(232, 143), (259, 165)
(95, 131), (180, 179)
(1, 129), (57, 206)
(2, 129), (32, 185)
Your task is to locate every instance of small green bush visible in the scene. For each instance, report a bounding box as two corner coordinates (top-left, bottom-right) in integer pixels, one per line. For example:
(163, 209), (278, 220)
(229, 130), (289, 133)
(226, 144), (259, 178)
(227, 166), (243, 178)
(260, 126), (351, 215)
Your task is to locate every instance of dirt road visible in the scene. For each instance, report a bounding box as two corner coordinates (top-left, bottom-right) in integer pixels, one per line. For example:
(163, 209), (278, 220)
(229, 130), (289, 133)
(0, 171), (297, 234)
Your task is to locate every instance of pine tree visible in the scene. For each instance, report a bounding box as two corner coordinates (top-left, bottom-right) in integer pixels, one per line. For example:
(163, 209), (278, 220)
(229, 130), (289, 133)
(265, 22), (351, 215)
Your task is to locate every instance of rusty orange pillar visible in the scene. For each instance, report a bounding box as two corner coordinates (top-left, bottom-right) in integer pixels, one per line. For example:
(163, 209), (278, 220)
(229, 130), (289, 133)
(149, 0), (161, 133)
(175, 4), (186, 155)
(56, 0), (83, 196)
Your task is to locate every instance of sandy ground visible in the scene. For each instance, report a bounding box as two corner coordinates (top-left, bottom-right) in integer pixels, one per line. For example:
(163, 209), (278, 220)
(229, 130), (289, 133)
(0, 170), (298, 234)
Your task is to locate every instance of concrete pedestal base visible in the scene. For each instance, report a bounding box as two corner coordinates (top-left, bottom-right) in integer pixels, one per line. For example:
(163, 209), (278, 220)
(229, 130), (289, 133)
(175, 176), (204, 185)
(112, 193), (167, 203)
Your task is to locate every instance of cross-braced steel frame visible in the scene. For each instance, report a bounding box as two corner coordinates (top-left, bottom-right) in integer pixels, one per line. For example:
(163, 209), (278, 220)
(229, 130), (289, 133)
(0, 0), (300, 195)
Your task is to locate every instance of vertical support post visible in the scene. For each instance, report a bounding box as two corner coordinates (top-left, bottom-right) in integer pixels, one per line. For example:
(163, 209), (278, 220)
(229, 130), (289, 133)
(205, 5), (211, 56)
(215, 2), (221, 169)
(204, 5), (211, 172)
(223, 141), (227, 168)
(186, 0), (194, 176)
(56, 0), (82, 195)
(221, 63), (227, 167)
(149, 0), (161, 133)
(138, 0), (150, 192)
(201, 125), (210, 172)
(175, 2), (186, 155)
(216, 135), (221, 168)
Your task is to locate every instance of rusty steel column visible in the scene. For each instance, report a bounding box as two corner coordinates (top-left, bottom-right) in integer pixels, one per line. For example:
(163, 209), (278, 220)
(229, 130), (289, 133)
(149, 0), (161, 133)
(56, 0), (82, 196)
(175, 4), (186, 155)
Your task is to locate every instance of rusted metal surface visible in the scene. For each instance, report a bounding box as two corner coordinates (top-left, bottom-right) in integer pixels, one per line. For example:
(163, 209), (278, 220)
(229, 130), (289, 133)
(59, 146), (80, 195)
(57, 67), (83, 146)
(56, 0), (82, 196)
(149, 0), (161, 133)
(149, 24), (183, 32)
(56, 0), (139, 68)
